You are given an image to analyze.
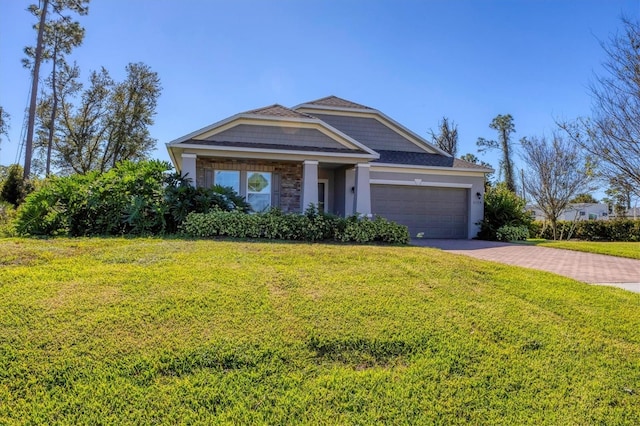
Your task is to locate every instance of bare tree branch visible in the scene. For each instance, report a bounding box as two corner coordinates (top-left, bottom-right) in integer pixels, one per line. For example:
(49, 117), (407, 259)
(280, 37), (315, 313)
(559, 18), (640, 197)
(429, 117), (458, 157)
(520, 134), (595, 239)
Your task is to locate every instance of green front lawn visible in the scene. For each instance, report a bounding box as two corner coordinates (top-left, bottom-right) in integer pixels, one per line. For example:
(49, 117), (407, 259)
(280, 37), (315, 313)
(525, 240), (640, 260)
(1, 238), (638, 424)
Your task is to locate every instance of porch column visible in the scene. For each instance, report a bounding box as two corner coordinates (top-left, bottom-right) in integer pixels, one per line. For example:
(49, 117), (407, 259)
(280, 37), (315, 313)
(301, 160), (319, 212)
(181, 153), (197, 187)
(353, 163), (371, 215)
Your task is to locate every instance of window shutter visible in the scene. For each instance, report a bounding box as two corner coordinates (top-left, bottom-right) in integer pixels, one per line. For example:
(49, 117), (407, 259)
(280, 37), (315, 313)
(204, 169), (214, 187)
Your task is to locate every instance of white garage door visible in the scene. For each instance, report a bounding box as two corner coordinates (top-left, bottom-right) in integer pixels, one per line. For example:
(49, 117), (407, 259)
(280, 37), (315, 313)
(371, 185), (469, 239)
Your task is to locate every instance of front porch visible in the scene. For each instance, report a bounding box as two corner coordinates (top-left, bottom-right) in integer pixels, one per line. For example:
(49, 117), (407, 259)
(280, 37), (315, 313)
(182, 154), (371, 216)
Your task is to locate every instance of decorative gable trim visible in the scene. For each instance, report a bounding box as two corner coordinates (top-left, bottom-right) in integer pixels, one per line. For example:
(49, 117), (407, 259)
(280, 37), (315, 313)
(167, 113), (378, 157)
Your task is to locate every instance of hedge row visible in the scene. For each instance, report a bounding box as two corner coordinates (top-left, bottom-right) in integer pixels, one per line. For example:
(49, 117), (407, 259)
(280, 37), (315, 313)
(530, 219), (640, 241)
(181, 209), (410, 244)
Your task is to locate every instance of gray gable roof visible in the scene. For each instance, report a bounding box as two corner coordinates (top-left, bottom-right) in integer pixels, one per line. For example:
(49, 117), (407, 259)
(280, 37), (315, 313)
(168, 96), (490, 172)
(243, 104), (315, 119)
(303, 96), (374, 110)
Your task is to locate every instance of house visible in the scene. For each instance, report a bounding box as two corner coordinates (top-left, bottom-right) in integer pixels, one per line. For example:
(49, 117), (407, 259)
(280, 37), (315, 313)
(527, 203), (611, 221)
(166, 96), (491, 239)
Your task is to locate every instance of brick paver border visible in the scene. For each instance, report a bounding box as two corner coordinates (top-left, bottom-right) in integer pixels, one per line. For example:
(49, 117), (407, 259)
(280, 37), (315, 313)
(413, 239), (640, 293)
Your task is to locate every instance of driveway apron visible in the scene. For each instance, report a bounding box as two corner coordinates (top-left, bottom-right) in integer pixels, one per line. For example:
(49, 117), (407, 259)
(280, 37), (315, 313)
(413, 239), (640, 293)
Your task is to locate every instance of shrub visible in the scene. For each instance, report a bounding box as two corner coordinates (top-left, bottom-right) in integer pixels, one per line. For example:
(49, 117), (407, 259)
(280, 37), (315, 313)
(0, 201), (17, 236)
(163, 173), (251, 234)
(337, 215), (410, 243)
(531, 219), (640, 241)
(15, 161), (249, 237)
(181, 209), (410, 244)
(495, 225), (530, 242)
(478, 184), (532, 241)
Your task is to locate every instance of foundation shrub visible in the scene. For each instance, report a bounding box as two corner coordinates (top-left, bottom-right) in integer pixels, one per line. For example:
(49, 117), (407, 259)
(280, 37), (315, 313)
(181, 209), (410, 244)
(338, 215), (410, 243)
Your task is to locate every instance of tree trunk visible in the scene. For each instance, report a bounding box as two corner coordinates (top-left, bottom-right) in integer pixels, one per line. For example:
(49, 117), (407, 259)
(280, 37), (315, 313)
(46, 41), (59, 177)
(24, 0), (49, 179)
(502, 128), (516, 192)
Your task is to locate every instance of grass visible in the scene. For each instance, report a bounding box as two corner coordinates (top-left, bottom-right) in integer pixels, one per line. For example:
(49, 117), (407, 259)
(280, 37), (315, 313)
(522, 239), (640, 260)
(1, 237), (639, 424)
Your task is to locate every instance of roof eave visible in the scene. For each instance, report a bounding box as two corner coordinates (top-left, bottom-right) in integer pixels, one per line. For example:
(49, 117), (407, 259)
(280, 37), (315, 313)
(293, 103), (377, 115)
(371, 162), (493, 173)
(169, 142), (379, 160)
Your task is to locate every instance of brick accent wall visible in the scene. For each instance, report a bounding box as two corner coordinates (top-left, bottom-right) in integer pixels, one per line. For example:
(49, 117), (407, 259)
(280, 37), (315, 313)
(196, 158), (302, 213)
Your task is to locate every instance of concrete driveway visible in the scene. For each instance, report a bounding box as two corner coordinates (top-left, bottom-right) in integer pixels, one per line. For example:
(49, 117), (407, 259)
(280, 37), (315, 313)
(413, 239), (640, 293)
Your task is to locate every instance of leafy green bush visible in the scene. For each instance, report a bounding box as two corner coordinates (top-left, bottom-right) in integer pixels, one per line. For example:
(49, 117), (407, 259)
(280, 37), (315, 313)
(531, 219), (640, 241)
(0, 201), (17, 236)
(478, 184), (532, 241)
(163, 173), (250, 234)
(15, 160), (249, 236)
(495, 225), (530, 242)
(338, 215), (410, 243)
(181, 208), (410, 244)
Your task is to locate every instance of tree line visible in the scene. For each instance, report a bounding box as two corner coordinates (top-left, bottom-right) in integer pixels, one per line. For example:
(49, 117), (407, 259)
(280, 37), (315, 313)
(1, 0), (161, 179)
(428, 18), (640, 239)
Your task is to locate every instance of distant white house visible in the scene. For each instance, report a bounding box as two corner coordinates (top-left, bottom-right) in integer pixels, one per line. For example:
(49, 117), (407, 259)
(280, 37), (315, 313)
(527, 203), (610, 221)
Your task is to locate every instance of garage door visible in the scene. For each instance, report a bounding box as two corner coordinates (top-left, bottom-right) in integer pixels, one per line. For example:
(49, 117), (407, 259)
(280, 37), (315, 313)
(371, 185), (469, 239)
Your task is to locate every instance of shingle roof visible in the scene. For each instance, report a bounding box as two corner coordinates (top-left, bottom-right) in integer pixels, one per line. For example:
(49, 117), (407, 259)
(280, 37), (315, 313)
(242, 104), (315, 119)
(452, 157), (493, 170)
(374, 150), (492, 170)
(302, 96), (374, 110)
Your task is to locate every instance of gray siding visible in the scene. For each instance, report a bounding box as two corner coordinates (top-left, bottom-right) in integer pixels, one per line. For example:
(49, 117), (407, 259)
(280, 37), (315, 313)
(312, 114), (426, 153)
(206, 124), (348, 151)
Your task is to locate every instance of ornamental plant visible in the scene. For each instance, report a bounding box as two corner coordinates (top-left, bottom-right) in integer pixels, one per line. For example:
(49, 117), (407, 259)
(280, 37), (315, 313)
(478, 183), (532, 241)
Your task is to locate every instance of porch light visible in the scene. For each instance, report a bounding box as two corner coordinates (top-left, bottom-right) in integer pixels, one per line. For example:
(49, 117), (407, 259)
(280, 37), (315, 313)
(476, 192), (482, 200)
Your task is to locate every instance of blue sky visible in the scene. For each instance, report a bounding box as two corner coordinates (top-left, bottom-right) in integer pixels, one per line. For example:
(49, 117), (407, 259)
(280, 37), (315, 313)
(1, 0), (639, 186)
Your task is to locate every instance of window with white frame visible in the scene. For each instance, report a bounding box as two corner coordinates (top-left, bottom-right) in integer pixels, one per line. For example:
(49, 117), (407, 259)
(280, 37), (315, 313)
(247, 171), (272, 212)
